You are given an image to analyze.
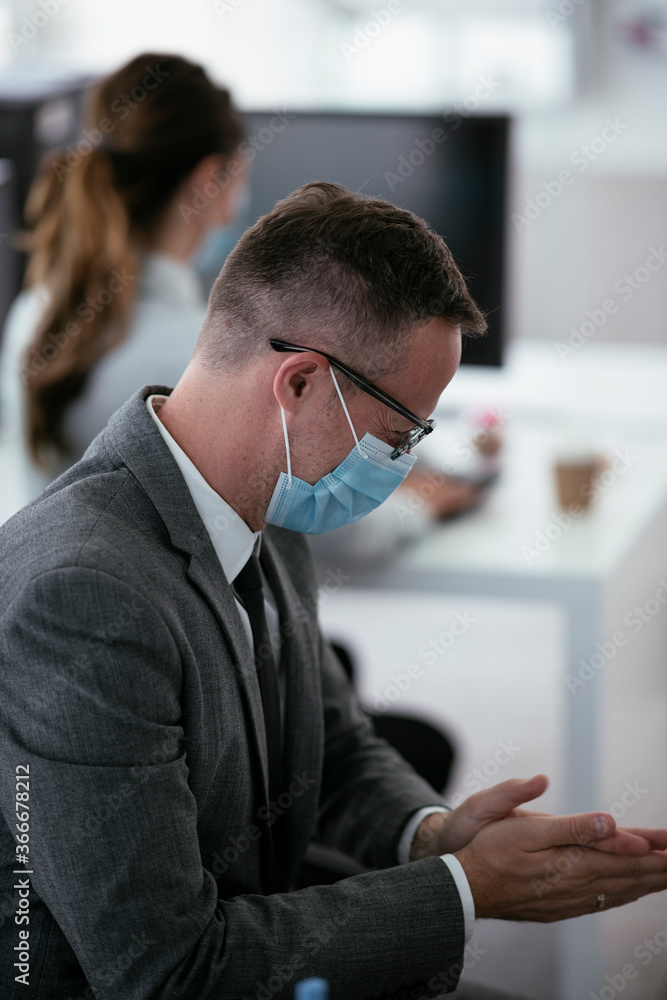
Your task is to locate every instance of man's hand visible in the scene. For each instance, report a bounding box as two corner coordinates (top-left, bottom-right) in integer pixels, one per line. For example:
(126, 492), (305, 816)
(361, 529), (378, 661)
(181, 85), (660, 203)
(400, 469), (484, 521)
(410, 774), (667, 861)
(454, 810), (667, 921)
(410, 775), (550, 860)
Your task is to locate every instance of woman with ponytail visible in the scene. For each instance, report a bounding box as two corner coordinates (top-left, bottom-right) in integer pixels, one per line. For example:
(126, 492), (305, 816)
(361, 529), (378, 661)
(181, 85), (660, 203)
(0, 52), (245, 502)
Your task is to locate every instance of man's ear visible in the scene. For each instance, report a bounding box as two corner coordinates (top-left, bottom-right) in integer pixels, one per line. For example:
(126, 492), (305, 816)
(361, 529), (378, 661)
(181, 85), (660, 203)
(273, 354), (331, 412)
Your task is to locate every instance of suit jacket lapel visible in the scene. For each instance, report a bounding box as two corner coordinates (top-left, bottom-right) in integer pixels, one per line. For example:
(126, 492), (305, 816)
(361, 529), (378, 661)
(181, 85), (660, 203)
(103, 386), (273, 815)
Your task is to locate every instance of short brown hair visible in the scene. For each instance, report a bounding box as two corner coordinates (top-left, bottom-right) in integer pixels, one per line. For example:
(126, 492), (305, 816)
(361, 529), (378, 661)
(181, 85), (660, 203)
(196, 181), (487, 378)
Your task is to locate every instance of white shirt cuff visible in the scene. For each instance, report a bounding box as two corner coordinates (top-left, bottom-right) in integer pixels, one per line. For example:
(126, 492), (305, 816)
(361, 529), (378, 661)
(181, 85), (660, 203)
(441, 853), (475, 945)
(398, 807), (475, 946)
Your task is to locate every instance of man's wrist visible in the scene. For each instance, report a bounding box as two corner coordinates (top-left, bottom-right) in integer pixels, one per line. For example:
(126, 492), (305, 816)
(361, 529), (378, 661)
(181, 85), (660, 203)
(398, 809), (474, 945)
(398, 806), (451, 865)
(410, 810), (451, 861)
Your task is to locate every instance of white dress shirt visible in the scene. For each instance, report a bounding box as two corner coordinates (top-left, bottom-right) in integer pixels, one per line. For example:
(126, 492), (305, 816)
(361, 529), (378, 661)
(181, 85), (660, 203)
(146, 393), (474, 942)
(146, 394), (286, 736)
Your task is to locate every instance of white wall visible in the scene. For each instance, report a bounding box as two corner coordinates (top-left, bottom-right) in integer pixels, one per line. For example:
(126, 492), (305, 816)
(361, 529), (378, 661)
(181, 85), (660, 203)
(509, 0), (667, 347)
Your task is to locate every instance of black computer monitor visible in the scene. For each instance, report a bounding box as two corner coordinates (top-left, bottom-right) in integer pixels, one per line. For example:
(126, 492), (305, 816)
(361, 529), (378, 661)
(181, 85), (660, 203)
(243, 110), (509, 367)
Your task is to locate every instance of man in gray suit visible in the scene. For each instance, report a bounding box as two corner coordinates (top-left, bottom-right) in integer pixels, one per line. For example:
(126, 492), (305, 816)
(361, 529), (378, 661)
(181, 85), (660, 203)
(1, 182), (667, 1000)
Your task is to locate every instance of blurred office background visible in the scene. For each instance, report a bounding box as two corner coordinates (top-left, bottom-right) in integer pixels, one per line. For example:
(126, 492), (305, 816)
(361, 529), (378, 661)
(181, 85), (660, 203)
(0, 1), (666, 998)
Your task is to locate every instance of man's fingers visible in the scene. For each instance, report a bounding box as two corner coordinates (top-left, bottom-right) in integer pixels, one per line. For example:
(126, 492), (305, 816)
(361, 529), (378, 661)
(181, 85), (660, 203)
(551, 860), (667, 903)
(456, 812), (667, 921)
(596, 871), (667, 897)
(567, 825), (667, 856)
(521, 811), (617, 851)
(620, 827), (667, 851)
(506, 774), (549, 806)
(437, 775), (552, 855)
(490, 886), (653, 923)
(468, 774), (549, 820)
(589, 829), (652, 855)
(536, 844), (667, 887)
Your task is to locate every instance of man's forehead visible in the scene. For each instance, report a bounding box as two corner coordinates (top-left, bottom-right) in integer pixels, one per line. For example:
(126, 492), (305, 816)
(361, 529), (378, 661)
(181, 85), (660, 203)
(362, 320), (460, 428)
(404, 318), (461, 384)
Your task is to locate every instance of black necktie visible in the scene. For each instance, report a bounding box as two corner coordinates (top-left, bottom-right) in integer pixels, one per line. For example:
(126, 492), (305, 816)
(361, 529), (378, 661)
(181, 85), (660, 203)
(233, 551), (282, 806)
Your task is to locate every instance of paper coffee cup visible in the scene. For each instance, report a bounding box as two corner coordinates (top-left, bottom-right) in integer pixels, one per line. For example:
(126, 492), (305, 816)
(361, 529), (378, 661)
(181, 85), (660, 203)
(553, 442), (603, 511)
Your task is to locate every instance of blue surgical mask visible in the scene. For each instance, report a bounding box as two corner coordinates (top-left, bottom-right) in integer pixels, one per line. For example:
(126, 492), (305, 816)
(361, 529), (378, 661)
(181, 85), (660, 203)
(264, 367), (416, 534)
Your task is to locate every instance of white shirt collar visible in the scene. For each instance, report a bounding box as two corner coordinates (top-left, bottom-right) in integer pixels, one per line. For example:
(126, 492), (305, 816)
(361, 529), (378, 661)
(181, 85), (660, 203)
(146, 394), (259, 583)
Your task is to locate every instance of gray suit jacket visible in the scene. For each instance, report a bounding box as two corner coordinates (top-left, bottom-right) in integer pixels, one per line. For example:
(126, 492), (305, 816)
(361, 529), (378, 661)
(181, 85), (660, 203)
(0, 385), (465, 1000)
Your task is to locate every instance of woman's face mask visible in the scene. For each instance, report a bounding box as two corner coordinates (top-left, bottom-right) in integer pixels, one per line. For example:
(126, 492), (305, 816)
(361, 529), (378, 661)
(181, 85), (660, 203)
(192, 183), (251, 293)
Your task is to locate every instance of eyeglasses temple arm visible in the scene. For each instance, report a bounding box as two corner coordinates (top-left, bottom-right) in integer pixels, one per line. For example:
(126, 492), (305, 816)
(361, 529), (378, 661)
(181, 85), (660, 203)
(269, 338), (432, 433)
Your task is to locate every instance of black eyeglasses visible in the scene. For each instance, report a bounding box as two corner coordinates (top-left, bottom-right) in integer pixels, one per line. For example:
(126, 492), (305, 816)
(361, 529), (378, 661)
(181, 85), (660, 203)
(269, 338), (435, 460)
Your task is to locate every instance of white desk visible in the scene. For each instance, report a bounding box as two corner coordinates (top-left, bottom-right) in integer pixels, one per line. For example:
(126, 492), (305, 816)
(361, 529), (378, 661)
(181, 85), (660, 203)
(317, 341), (667, 1000)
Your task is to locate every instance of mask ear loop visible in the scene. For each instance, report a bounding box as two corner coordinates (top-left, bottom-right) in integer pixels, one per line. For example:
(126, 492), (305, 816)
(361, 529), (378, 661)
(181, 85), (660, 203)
(329, 365), (367, 460)
(280, 406), (293, 489)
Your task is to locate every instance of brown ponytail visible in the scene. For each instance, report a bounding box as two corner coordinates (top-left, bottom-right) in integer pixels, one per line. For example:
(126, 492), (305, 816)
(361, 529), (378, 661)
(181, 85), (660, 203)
(19, 53), (243, 464)
(21, 145), (137, 461)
